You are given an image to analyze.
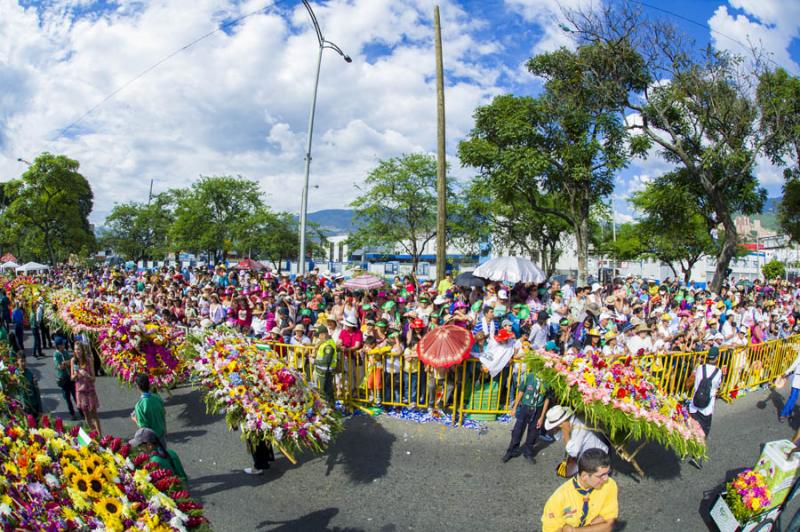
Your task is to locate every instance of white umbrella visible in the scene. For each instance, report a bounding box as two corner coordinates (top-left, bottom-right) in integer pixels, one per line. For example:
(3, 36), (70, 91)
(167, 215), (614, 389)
(15, 261), (50, 273)
(0, 261), (18, 270)
(472, 256), (546, 284)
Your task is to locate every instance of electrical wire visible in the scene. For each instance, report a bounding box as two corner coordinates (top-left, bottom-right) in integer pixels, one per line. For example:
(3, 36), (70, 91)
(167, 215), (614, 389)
(55, 2), (276, 139)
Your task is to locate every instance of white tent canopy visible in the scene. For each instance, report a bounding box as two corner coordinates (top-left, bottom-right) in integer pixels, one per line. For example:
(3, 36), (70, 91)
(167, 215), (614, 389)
(15, 262), (50, 273)
(472, 256), (546, 284)
(0, 261), (18, 270)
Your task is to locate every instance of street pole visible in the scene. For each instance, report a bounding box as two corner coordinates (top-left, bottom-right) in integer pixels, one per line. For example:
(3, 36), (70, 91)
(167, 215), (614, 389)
(298, 44), (324, 276)
(434, 5), (447, 283)
(297, 1), (351, 277)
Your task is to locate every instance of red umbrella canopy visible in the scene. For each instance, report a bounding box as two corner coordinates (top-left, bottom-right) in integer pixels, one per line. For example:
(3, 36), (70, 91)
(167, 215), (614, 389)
(416, 324), (475, 368)
(235, 258), (264, 270)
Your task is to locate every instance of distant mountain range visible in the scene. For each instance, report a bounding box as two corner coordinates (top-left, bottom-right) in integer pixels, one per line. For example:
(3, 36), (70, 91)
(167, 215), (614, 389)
(750, 196), (781, 232)
(307, 209), (355, 235)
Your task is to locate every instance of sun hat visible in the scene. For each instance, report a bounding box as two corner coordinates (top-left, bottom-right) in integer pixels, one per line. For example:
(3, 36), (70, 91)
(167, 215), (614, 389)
(293, 324), (305, 332)
(634, 323), (651, 333)
(587, 328), (601, 337)
(316, 325), (328, 335)
(661, 313), (672, 321)
(129, 427), (160, 448)
(591, 283), (602, 293)
(544, 405), (574, 431)
(344, 317), (357, 328)
(501, 319), (513, 327)
(270, 326), (282, 335)
(604, 331), (617, 341)
(433, 295), (447, 305)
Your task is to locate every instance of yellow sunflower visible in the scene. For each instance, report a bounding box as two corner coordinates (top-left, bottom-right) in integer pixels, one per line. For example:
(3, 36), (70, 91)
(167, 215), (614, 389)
(62, 464), (81, 485)
(84, 455), (104, 474)
(85, 472), (105, 498)
(72, 474), (91, 496)
(94, 497), (122, 520)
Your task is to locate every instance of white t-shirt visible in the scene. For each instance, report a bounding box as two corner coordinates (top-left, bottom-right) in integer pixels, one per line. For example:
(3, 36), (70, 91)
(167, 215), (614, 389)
(566, 420), (609, 458)
(528, 323), (549, 349)
(689, 364), (722, 416)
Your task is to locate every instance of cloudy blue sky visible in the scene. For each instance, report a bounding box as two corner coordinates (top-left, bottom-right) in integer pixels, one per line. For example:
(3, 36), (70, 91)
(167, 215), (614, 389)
(1, 0), (799, 225)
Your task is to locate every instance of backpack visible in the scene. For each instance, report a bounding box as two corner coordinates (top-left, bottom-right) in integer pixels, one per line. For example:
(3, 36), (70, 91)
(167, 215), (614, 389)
(693, 365), (719, 409)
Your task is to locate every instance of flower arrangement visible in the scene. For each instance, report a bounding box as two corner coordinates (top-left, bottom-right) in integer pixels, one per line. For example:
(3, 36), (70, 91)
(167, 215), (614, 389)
(0, 417), (208, 530)
(191, 333), (341, 463)
(5, 276), (36, 295)
(98, 314), (188, 390)
(60, 298), (120, 334)
(726, 468), (772, 521)
(527, 349), (707, 459)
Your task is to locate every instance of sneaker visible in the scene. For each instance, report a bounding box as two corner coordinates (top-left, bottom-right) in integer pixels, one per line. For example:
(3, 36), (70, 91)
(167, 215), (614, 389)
(501, 453), (513, 463)
(688, 458), (703, 470)
(539, 433), (555, 443)
(244, 467), (264, 475)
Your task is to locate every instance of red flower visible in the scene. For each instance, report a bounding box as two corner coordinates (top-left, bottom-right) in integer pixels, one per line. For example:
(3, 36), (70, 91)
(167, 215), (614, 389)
(41, 415), (51, 429)
(616, 389), (627, 399)
(54, 417), (64, 434)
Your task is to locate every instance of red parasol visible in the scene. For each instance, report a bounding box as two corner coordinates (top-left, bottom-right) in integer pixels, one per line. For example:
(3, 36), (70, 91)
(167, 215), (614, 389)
(416, 324), (475, 368)
(235, 258), (265, 270)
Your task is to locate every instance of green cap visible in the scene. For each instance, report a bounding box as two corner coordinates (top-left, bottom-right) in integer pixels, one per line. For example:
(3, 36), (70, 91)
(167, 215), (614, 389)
(382, 301), (396, 311)
(376, 320), (388, 328)
(471, 300), (483, 313)
(316, 325), (328, 335)
(300, 308), (312, 317)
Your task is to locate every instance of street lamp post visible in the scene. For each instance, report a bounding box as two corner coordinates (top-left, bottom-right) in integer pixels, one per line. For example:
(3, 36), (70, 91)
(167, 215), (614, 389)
(297, 0), (351, 276)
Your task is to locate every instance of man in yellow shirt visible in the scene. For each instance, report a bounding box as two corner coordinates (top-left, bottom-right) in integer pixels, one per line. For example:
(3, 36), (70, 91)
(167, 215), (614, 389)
(541, 449), (618, 532)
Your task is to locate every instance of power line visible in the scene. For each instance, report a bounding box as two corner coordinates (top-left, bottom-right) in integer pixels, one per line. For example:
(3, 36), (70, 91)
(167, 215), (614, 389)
(632, 0), (761, 56)
(55, 2), (276, 140)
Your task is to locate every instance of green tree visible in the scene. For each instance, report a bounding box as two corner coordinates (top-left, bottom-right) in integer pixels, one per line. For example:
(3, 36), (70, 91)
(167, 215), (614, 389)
(100, 193), (175, 260)
(234, 208), (327, 271)
(348, 154), (449, 273)
(452, 178), (570, 277)
(170, 176), (263, 260)
(779, 178), (800, 242)
(565, 4), (797, 292)
(3, 153), (96, 264)
(762, 259), (786, 281)
(459, 40), (642, 284)
(630, 177), (717, 283)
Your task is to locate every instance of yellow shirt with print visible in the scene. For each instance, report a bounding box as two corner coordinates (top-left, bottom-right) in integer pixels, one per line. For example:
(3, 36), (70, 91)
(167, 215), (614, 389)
(541, 477), (618, 532)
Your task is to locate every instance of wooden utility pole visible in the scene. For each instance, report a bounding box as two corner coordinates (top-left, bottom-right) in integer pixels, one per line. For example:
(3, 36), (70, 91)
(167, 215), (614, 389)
(434, 5), (447, 283)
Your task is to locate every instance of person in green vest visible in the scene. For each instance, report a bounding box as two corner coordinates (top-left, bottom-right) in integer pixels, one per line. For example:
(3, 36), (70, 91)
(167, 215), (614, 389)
(502, 369), (550, 464)
(130, 373), (167, 449)
(129, 427), (187, 488)
(312, 326), (337, 404)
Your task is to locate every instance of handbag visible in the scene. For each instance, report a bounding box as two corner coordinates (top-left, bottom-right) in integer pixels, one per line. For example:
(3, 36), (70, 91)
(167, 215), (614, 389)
(556, 456), (578, 478)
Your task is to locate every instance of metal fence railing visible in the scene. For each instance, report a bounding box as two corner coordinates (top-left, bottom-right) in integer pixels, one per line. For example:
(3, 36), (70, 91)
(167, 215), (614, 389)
(258, 335), (800, 425)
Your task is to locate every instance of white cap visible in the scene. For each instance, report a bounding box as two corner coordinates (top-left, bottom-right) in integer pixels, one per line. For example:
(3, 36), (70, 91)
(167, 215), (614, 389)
(498, 289), (508, 299)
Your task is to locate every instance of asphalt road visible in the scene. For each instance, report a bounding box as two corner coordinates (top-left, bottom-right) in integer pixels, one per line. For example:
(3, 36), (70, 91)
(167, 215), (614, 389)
(24, 344), (800, 532)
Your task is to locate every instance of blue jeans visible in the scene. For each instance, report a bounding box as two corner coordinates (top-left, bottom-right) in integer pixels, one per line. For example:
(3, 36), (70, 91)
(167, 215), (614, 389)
(383, 372), (401, 404)
(782, 387), (800, 418)
(403, 372), (419, 405)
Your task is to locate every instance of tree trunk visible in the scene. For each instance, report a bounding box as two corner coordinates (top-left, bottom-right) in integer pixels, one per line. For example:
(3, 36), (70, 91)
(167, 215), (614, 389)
(45, 235), (56, 267)
(682, 265), (692, 285)
(710, 205), (738, 294)
(575, 218), (589, 286)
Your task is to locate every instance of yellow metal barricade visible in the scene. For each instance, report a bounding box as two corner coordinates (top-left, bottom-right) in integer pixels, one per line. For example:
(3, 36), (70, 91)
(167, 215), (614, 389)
(456, 358), (527, 425)
(259, 334), (800, 426)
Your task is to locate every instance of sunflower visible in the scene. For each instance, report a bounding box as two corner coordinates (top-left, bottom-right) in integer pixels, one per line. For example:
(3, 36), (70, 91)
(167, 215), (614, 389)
(62, 464), (81, 485)
(94, 497), (122, 520)
(83, 455), (104, 475)
(86, 472), (105, 498)
(72, 473), (91, 495)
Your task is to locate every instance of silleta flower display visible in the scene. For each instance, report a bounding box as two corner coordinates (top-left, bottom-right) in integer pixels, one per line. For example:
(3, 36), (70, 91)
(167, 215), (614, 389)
(527, 348), (707, 459)
(0, 417), (207, 530)
(98, 314), (188, 390)
(726, 468), (772, 521)
(191, 333), (341, 463)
